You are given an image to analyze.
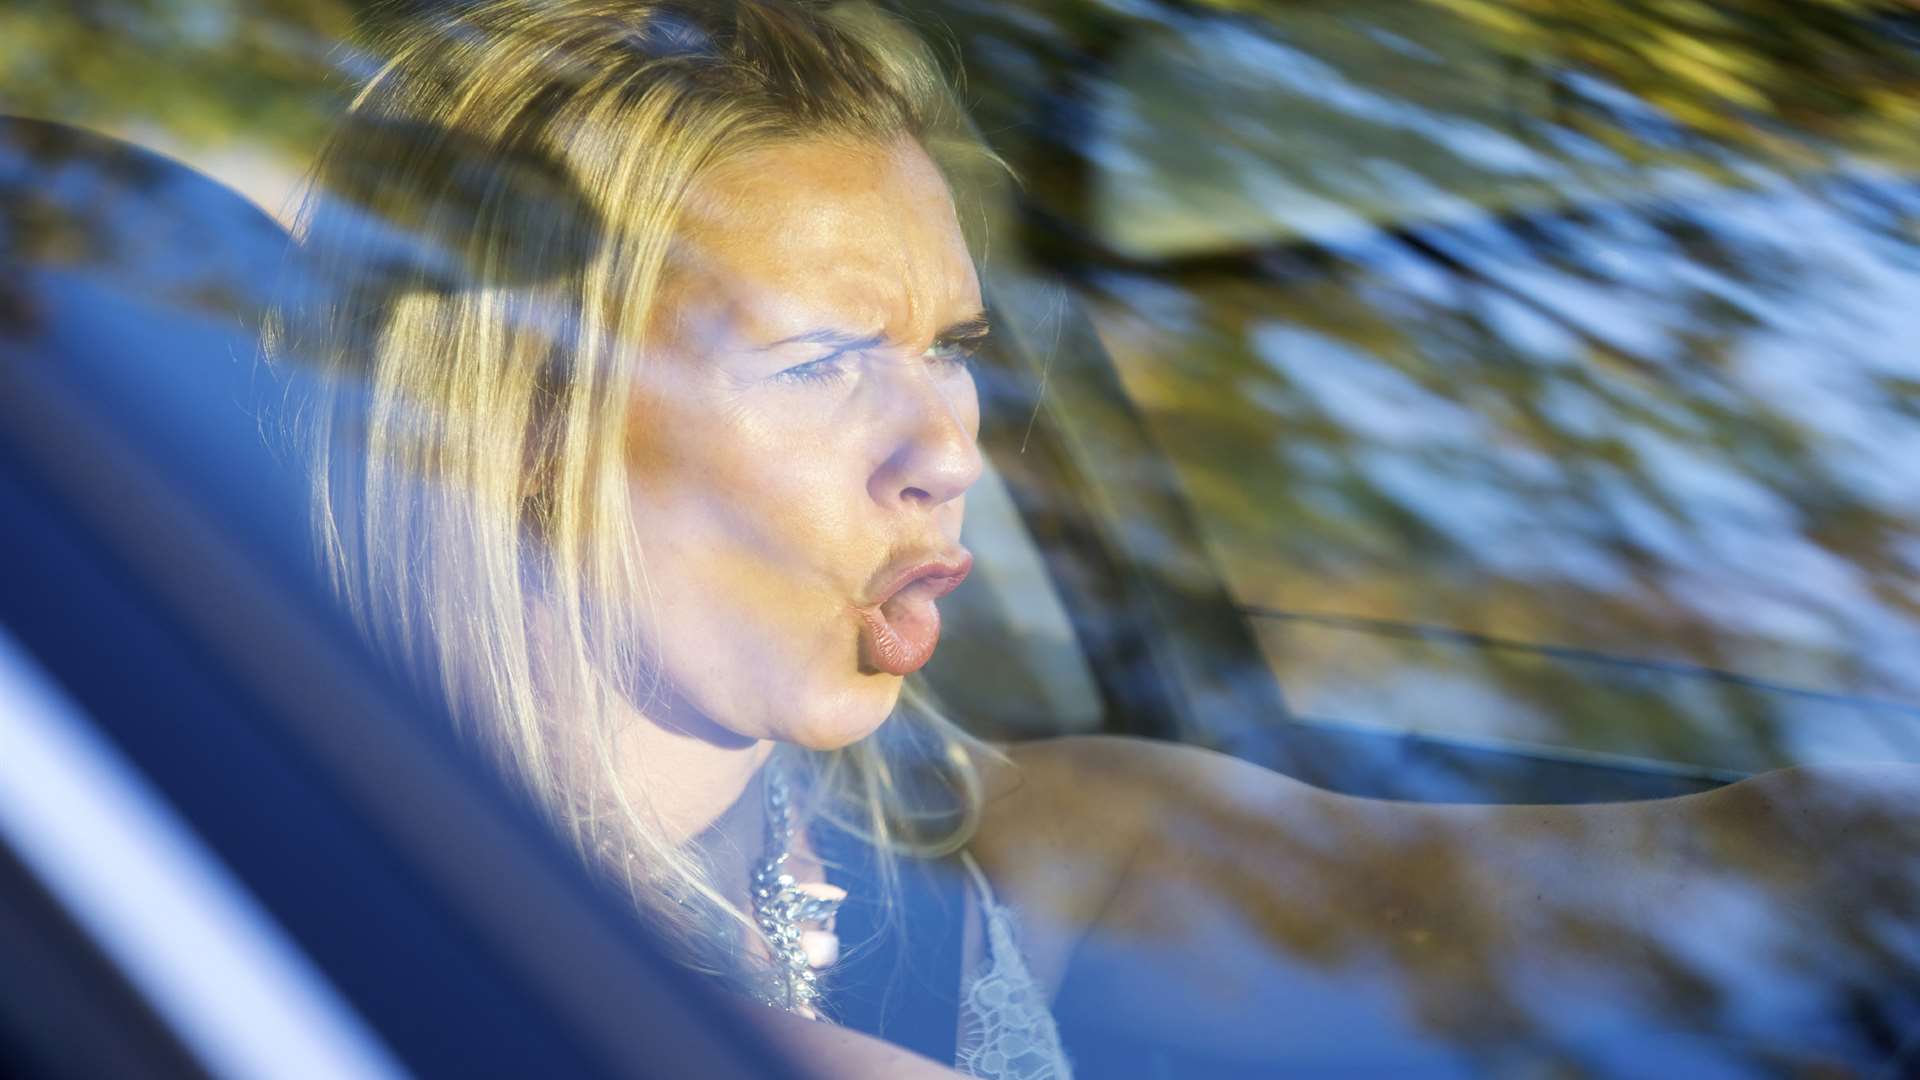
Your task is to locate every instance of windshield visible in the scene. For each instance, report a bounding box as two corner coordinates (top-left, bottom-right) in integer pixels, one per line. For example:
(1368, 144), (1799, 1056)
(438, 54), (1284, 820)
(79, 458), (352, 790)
(909, 0), (1920, 788)
(5, 0), (1919, 1076)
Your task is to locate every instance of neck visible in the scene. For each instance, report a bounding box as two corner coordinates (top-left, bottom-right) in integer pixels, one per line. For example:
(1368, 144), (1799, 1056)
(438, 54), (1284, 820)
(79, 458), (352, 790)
(615, 706), (783, 917)
(526, 604), (784, 915)
(612, 703), (776, 851)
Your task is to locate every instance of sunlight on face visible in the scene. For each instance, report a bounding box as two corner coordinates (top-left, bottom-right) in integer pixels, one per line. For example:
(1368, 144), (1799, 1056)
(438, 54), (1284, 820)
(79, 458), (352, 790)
(623, 136), (985, 749)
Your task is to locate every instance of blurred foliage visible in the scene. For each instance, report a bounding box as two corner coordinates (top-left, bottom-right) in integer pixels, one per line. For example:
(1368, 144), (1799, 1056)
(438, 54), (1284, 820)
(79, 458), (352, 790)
(917, 0), (1920, 771)
(0, 0), (358, 152)
(1052, 759), (1920, 1075)
(4, 0), (1919, 770)
(1424, 0), (1920, 159)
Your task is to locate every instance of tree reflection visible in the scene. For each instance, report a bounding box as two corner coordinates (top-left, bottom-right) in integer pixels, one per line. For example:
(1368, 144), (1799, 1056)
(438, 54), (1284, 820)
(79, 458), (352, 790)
(1034, 749), (1920, 1074)
(9, 0), (1920, 1073)
(0, 0), (353, 149)
(918, 0), (1920, 778)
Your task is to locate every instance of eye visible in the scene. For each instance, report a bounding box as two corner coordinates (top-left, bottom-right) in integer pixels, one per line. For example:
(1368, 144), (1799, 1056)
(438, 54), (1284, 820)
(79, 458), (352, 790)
(774, 351), (855, 386)
(926, 335), (986, 371)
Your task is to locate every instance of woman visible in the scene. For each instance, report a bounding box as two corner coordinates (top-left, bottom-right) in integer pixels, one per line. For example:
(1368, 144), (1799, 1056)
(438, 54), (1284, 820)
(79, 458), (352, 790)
(270, 0), (1920, 1076)
(275, 1), (1069, 1073)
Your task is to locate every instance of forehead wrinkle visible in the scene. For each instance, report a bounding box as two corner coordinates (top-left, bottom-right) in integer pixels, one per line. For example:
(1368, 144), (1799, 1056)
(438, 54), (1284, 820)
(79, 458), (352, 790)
(726, 247), (894, 342)
(685, 209), (910, 345)
(659, 137), (980, 351)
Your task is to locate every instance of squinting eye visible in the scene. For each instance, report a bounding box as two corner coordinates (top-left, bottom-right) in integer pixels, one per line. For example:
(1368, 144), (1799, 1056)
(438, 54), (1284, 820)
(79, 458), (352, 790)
(774, 352), (854, 386)
(926, 339), (983, 370)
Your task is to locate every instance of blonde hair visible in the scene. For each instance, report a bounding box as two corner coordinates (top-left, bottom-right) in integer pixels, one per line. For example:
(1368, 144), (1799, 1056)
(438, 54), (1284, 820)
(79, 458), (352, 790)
(267, 0), (1005, 1000)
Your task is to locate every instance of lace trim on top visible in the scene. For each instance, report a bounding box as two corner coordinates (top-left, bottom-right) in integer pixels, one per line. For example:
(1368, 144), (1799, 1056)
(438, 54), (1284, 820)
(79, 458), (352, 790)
(953, 852), (1074, 1080)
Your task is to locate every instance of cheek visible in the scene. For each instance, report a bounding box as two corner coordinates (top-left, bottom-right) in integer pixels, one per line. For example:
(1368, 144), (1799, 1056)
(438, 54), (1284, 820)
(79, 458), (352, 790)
(942, 367), (983, 441)
(628, 420), (848, 626)
(621, 388), (889, 737)
(627, 372), (851, 564)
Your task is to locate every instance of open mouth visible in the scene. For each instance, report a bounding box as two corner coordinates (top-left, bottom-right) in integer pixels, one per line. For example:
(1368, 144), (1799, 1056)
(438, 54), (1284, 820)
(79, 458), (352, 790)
(854, 553), (972, 676)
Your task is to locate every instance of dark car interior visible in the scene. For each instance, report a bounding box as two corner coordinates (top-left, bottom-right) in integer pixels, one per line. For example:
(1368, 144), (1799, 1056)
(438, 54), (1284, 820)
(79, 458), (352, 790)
(0, 114), (800, 1080)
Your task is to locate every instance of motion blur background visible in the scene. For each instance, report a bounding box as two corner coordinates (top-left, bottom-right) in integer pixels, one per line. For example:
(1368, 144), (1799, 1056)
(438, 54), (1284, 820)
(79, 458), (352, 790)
(7, 0), (1920, 787)
(20, 0), (1915, 782)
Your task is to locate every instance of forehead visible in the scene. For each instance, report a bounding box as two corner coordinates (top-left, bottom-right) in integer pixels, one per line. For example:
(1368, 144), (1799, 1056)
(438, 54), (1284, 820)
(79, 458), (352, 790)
(655, 137), (980, 347)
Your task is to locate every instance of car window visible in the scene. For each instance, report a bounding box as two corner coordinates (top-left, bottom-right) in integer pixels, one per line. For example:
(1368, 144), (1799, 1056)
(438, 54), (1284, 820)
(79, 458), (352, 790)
(7, 1), (1920, 1077)
(0, 624), (408, 1080)
(914, 0), (1920, 785)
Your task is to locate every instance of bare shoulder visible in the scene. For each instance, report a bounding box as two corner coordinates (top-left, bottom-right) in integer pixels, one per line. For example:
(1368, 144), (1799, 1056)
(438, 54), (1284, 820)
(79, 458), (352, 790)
(964, 735), (1329, 995)
(977, 735), (1227, 853)
(965, 736), (1185, 994)
(969, 735), (1172, 881)
(979, 733), (1332, 831)
(1696, 759), (1920, 840)
(1737, 759), (1920, 801)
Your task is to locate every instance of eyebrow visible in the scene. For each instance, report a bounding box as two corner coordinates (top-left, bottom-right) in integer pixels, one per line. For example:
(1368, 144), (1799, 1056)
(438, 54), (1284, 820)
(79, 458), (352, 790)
(936, 313), (993, 344)
(755, 310), (991, 353)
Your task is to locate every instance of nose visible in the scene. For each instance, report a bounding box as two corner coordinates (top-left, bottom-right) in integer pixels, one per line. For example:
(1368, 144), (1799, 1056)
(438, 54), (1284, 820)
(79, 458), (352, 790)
(867, 361), (983, 511)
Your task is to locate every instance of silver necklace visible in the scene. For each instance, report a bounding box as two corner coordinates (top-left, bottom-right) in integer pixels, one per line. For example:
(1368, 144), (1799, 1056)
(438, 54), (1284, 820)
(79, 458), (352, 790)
(749, 763), (842, 1016)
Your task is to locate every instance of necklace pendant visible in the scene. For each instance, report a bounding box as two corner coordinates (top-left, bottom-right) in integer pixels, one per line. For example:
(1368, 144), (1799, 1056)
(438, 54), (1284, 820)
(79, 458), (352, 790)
(748, 763), (841, 1018)
(794, 891), (844, 924)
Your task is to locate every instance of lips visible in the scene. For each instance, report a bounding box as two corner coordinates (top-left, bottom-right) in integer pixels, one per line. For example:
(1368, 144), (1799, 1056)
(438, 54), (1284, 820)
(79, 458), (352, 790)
(854, 548), (972, 676)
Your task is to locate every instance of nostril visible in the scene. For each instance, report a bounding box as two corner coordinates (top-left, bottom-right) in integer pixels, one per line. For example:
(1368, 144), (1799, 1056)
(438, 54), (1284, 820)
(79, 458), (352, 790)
(901, 485), (932, 505)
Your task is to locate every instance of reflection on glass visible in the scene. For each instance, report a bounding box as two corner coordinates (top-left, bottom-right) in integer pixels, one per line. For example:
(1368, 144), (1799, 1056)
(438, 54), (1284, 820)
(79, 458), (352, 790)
(932, 0), (1920, 778)
(6, 0), (1920, 1076)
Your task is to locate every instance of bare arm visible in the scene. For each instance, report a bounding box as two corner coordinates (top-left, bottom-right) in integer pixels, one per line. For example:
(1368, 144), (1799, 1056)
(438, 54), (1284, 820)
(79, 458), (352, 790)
(973, 736), (1920, 1069)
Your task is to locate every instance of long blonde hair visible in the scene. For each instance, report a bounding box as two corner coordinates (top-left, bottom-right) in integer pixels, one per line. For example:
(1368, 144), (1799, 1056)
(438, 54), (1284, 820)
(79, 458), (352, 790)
(267, 0), (1004, 999)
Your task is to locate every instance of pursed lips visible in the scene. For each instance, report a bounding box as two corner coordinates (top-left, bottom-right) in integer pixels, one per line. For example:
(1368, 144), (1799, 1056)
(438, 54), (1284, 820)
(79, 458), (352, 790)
(850, 547), (973, 676)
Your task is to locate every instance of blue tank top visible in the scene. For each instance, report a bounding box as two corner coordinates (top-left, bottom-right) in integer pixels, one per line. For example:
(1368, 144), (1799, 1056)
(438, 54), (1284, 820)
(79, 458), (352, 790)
(812, 820), (1073, 1077)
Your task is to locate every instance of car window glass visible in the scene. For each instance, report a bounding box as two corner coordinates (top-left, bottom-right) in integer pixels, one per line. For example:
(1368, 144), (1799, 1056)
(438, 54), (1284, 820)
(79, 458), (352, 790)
(932, 0), (1920, 781)
(8, 1), (1920, 1076)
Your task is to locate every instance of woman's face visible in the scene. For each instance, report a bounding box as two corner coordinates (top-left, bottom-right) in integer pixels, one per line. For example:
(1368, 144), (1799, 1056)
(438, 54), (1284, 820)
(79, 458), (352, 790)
(622, 136), (985, 750)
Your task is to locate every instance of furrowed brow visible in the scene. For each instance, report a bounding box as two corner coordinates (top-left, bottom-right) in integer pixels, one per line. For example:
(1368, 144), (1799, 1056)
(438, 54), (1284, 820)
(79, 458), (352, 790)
(934, 312), (991, 344)
(754, 327), (890, 352)
(755, 311), (990, 352)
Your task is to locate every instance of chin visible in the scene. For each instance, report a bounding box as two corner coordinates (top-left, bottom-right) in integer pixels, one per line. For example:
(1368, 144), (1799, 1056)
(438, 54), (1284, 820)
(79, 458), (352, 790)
(778, 676), (903, 750)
